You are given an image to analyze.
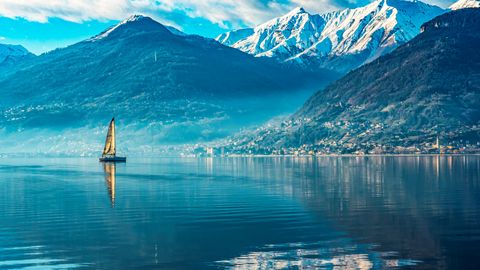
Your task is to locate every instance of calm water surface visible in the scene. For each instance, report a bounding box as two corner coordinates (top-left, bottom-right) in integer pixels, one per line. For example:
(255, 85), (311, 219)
(0, 156), (479, 269)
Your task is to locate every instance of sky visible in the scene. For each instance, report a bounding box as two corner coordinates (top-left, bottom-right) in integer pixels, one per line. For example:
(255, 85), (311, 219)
(0, 0), (457, 54)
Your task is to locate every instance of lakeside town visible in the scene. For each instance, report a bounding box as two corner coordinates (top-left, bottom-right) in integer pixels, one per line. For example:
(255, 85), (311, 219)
(185, 120), (480, 157)
(187, 139), (480, 157)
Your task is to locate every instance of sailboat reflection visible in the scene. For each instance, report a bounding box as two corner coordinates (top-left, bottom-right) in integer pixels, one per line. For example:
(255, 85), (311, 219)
(103, 163), (116, 207)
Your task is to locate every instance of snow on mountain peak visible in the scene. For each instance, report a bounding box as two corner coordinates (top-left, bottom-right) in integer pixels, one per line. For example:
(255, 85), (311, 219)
(286, 7), (307, 16)
(88, 15), (170, 42)
(125, 14), (147, 22)
(450, 0), (480, 10)
(217, 6), (326, 58)
(108, 14), (152, 30)
(216, 0), (445, 72)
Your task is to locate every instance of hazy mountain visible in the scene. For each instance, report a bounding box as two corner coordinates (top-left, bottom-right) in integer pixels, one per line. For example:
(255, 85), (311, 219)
(0, 15), (337, 155)
(0, 44), (34, 66)
(216, 0), (445, 73)
(229, 9), (480, 154)
(450, 0), (480, 10)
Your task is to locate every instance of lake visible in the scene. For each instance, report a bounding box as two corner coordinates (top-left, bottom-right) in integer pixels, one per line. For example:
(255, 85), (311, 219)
(0, 156), (479, 269)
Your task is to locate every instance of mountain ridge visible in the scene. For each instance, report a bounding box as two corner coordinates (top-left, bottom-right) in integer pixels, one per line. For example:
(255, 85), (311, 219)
(216, 0), (445, 73)
(0, 43), (34, 67)
(226, 9), (480, 155)
(0, 15), (337, 154)
(450, 0), (480, 10)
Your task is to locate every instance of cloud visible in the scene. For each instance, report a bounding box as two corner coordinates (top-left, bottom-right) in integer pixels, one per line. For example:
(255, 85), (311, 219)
(0, 0), (131, 22)
(155, 0), (296, 28)
(0, 0), (186, 30)
(0, 36), (5, 40)
(0, 0), (295, 28)
(0, 0), (454, 29)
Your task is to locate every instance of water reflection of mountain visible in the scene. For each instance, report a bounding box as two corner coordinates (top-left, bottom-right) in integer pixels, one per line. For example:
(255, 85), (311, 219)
(103, 163), (116, 207)
(205, 156), (480, 269)
(0, 157), (478, 269)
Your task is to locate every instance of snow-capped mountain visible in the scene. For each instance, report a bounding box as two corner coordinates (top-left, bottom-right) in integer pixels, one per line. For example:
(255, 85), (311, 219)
(216, 0), (445, 72)
(0, 44), (33, 66)
(89, 15), (186, 42)
(450, 0), (480, 10)
(217, 7), (327, 60)
(227, 9), (480, 154)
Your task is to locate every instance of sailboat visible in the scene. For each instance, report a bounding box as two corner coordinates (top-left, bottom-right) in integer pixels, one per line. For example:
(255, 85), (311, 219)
(99, 117), (127, 162)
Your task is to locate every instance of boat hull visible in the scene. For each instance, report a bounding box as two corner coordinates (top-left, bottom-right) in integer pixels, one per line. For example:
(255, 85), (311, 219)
(99, 156), (127, 163)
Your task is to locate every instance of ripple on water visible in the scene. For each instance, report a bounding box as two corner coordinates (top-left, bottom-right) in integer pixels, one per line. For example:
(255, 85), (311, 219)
(0, 245), (87, 269)
(0, 156), (478, 269)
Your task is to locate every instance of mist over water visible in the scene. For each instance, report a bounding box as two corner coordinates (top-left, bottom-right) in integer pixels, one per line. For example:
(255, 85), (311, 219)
(0, 156), (479, 269)
(0, 88), (319, 156)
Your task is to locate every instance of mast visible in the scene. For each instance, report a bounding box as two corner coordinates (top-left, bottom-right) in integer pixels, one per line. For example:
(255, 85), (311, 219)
(102, 118), (116, 157)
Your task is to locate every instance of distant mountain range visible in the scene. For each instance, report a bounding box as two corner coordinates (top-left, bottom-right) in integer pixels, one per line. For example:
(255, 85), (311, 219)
(0, 15), (336, 155)
(227, 9), (480, 154)
(216, 0), (447, 73)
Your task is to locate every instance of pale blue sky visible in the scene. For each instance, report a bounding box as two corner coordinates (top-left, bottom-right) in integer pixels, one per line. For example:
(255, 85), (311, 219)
(0, 0), (456, 54)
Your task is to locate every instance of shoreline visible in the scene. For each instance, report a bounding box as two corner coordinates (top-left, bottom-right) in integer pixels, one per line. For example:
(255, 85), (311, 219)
(0, 153), (479, 159)
(217, 153), (480, 158)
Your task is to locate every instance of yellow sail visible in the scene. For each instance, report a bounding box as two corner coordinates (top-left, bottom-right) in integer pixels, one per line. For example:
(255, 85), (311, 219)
(102, 118), (116, 156)
(103, 163), (116, 207)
